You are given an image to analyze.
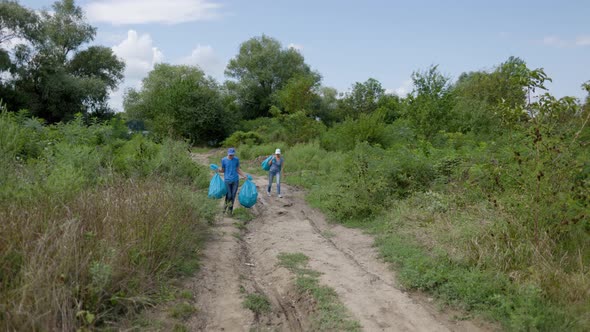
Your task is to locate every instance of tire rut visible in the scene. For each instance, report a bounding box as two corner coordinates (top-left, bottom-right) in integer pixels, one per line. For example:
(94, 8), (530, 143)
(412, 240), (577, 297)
(188, 152), (490, 332)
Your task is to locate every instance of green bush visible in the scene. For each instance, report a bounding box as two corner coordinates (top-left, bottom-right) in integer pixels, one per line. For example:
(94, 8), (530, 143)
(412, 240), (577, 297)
(0, 113), (214, 330)
(222, 130), (264, 147)
(320, 112), (391, 151)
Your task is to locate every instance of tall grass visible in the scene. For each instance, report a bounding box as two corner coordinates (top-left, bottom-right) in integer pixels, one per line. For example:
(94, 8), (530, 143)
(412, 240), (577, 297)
(283, 134), (589, 330)
(0, 112), (215, 330)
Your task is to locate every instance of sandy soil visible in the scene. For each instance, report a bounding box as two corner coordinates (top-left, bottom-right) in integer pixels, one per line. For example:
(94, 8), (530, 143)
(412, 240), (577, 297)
(186, 153), (489, 331)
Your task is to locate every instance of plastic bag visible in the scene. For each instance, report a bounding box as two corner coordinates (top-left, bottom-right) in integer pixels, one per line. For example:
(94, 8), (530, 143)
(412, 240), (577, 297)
(261, 155), (273, 171)
(208, 173), (227, 199)
(238, 175), (258, 208)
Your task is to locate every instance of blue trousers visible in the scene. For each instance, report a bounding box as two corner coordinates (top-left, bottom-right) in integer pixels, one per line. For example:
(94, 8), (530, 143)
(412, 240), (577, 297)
(225, 181), (239, 212)
(267, 171), (281, 195)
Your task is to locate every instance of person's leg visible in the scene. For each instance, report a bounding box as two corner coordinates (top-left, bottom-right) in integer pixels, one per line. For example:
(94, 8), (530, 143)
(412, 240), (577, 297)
(224, 182), (231, 212)
(228, 181), (239, 214)
(276, 172), (281, 196)
(267, 172), (274, 196)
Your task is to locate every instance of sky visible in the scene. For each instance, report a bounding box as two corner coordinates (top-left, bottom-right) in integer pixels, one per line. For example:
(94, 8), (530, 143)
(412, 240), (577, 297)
(18, 0), (590, 111)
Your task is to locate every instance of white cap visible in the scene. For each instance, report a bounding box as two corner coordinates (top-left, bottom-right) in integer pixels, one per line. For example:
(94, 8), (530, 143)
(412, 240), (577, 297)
(275, 148), (281, 155)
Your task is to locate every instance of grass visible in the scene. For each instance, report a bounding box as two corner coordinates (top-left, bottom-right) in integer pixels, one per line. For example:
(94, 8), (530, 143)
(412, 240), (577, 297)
(242, 294), (272, 315)
(277, 253), (361, 331)
(169, 302), (196, 320)
(281, 141), (590, 332)
(0, 114), (215, 330)
(233, 208), (254, 222)
(178, 290), (193, 300)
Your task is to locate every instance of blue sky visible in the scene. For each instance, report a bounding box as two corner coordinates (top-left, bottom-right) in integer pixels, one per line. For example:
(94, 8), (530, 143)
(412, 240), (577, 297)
(20, 0), (590, 110)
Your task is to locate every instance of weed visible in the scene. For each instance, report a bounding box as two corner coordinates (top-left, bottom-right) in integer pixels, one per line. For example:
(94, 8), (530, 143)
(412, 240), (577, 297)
(277, 252), (360, 331)
(233, 208), (255, 222)
(242, 294), (271, 315)
(169, 302), (196, 320)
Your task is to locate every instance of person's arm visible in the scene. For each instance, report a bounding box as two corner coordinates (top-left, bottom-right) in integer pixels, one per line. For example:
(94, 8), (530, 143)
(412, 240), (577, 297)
(218, 159), (225, 173)
(237, 159), (247, 179)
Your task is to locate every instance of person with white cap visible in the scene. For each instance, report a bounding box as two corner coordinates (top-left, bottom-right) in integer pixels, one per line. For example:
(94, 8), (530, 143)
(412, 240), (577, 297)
(267, 148), (284, 198)
(218, 147), (247, 215)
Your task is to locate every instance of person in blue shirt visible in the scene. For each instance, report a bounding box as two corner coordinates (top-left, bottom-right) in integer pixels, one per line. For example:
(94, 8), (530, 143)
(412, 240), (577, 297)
(267, 148), (285, 198)
(218, 147), (247, 215)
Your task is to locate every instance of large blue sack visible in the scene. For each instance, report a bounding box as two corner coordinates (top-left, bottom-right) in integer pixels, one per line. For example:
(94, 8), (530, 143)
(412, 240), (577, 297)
(208, 173), (227, 199)
(239, 175), (258, 208)
(261, 155), (273, 171)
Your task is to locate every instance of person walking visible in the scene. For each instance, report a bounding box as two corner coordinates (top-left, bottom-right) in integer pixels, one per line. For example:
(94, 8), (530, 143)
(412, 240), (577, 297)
(218, 148), (247, 215)
(267, 148), (284, 198)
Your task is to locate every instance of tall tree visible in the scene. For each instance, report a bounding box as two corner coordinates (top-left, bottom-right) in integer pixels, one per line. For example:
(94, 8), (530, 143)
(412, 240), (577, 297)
(225, 35), (318, 119)
(2, 0), (124, 122)
(405, 65), (455, 137)
(332, 78), (386, 122)
(125, 64), (233, 145)
(275, 74), (321, 115)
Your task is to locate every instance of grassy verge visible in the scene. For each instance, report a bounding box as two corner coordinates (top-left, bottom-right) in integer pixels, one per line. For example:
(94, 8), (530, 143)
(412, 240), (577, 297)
(281, 141), (589, 331)
(0, 112), (215, 330)
(277, 253), (361, 331)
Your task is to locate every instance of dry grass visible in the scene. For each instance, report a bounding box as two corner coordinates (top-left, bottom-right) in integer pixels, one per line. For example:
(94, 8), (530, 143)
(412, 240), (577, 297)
(0, 179), (212, 331)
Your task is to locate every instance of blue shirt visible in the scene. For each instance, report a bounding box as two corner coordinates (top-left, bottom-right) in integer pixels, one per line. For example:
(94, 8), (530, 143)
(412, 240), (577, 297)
(221, 157), (240, 183)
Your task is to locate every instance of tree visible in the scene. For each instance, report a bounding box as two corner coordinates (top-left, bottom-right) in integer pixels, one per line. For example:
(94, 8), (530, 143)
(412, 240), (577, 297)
(0, 0), (40, 45)
(315, 86), (339, 124)
(332, 78), (386, 122)
(225, 35), (318, 119)
(404, 65), (455, 138)
(275, 74), (321, 115)
(2, 0), (124, 123)
(452, 57), (549, 134)
(124, 64), (232, 145)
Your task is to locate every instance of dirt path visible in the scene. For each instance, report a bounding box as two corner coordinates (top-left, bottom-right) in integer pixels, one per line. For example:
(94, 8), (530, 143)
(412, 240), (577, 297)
(187, 152), (488, 331)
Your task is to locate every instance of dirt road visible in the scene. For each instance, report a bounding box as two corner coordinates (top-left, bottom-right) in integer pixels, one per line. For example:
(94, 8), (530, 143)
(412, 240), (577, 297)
(187, 153), (487, 331)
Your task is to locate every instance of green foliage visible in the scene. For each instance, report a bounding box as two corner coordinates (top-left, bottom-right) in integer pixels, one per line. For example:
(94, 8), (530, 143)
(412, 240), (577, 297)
(277, 252), (361, 331)
(239, 117), (287, 143)
(275, 74), (321, 114)
(242, 294), (271, 315)
(3, 0), (124, 122)
(225, 35), (317, 119)
(277, 252), (309, 271)
(232, 208), (254, 222)
(404, 65), (456, 138)
(373, 218), (580, 331)
(280, 111), (326, 145)
(336, 78), (385, 119)
(320, 111), (393, 151)
(169, 302), (196, 320)
(0, 112), (214, 330)
(222, 130), (264, 147)
(125, 63), (231, 145)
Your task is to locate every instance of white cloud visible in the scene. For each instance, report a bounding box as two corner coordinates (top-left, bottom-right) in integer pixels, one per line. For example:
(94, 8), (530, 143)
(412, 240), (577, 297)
(288, 43), (304, 51)
(179, 45), (224, 79)
(85, 0), (222, 25)
(541, 35), (590, 48)
(113, 30), (163, 81)
(542, 35), (568, 48)
(110, 30), (163, 111)
(388, 79), (412, 97)
(575, 35), (590, 46)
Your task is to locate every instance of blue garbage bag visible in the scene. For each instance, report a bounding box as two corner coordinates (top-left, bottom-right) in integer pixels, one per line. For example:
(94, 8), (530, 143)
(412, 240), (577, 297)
(239, 175), (258, 208)
(210, 164), (219, 171)
(261, 155), (273, 171)
(208, 173), (227, 199)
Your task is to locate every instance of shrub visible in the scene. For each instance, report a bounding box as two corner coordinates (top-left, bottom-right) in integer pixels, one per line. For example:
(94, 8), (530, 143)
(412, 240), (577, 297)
(222, 130), (264, 147)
